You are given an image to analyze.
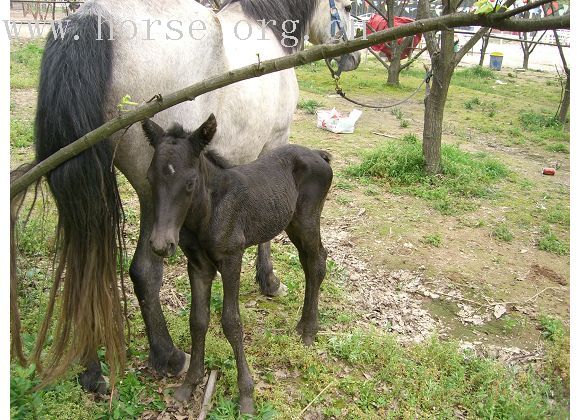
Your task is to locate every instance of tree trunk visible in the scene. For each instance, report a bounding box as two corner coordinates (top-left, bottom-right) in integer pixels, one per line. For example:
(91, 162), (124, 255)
(479, 34), (490, 66)
(423, 66), (453, 174)
(387, 54), (403, 85)
(559, 67), (570, 124)
(522, 50), (530, 69)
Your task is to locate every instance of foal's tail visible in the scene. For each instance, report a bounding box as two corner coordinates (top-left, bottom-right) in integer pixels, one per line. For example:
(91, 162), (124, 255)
(33, 12), (125, 386)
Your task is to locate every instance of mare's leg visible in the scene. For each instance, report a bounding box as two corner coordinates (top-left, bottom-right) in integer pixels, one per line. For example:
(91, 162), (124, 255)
(219, 253), (255, 414)
(175, 254), (216, 401)
(130, 194), (188, 376)
(285, 218), (328, 345)
(256, 242), (287, 297)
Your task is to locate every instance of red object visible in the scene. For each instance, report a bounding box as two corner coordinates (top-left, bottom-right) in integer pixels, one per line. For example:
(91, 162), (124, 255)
(366, 14), (422, 60)
(543, 168), (556, 176)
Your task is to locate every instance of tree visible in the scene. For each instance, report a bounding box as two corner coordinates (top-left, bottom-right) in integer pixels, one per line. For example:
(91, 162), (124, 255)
(542, 1), (569, 125)
(365, 0), (427, 86)
(417, 0), (522, 174)
(517, 8), (547, 69)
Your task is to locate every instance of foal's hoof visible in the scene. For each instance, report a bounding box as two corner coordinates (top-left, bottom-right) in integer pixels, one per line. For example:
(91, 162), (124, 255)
(296, 321), (316, 346)
(168, 352), (191, 377)
(174, 383), (194, 402)
(239, 396), (256, 415)
(268, 281), (288, 297)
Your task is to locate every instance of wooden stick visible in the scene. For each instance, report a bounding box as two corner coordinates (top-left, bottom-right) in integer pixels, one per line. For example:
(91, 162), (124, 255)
(197, 370), (219, 420)
(373, 131), (398, 139)
(296, 380), (336, 419)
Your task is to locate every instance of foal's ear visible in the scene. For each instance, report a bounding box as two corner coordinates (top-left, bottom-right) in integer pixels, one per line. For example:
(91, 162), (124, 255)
(190, 113), (217, 156)
(142, 118), (165, 147)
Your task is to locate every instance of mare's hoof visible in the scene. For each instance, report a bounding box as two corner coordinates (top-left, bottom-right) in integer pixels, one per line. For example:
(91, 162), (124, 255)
(268, 281), (288, 297)
(174, 383), (194, 402)
(239, 397), (255, 415)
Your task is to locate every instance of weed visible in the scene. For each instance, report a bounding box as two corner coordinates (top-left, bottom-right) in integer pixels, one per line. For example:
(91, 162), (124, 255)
(464, 97), (481, 110)
(538, 225), (569, 255)
(539, 315), (565, 342)
(455, 66), (495, 79)
(519, 111), (561, 131)
(546, 143), (569, 154)
(399, 119), (409, 128)
(345, 139), (508, 214)
(391, 107), (404, 120)
(545, 204), (570, 226)
(10, 118), (34, 148)
(493, 223), (514, 242)
(297, 98), (323, 114)
(422, 233), (442, 247)
(10, 41), (44, 88)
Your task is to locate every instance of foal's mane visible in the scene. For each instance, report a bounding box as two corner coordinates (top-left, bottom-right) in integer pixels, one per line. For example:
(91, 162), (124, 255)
(166, 123), (233, 169)
(222, 0), (319, 52)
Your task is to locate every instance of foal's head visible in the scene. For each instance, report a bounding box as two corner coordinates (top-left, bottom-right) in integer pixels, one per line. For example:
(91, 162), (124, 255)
(142, 114), (217, 257)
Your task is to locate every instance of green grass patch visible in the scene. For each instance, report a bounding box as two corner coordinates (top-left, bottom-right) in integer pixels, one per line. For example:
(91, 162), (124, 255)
(546, 143), (569, 154)
(345, 138), (509, 214)
(297, 98), (323, 114)
(422, 233), (442, 247)
(538, 225), (569, 256)
(10, 118), (34, 148)
(10, 41), (44, 89)
(493, 223), (514, 242)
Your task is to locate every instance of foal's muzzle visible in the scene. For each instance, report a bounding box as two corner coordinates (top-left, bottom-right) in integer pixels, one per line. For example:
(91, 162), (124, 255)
(149, 231), (178, 258)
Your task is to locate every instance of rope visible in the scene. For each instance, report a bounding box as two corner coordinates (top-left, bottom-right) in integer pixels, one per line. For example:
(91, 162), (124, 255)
(326, 58), (432, 110)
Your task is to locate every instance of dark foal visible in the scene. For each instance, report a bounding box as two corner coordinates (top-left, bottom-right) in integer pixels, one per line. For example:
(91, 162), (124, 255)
(142, 114), (332, 414)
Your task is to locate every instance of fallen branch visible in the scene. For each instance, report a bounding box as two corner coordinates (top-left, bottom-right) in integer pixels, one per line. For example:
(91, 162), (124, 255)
(373, 131), (399, 139)
(10, 11), (568, 198)
(197, 370), (219, 420)
(296, 380), (336, 419)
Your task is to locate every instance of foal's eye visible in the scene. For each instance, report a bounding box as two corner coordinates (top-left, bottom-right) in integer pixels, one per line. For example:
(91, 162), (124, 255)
(345, 5), (351, 13)
(185, 180), (195, 192)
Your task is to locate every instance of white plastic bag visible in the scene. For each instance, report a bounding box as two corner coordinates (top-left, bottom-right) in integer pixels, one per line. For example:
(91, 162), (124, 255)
(316, 108), (362, 134)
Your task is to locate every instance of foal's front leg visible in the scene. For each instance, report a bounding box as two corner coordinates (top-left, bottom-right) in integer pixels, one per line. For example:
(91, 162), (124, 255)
(175, 256), (216, 402)
(219, 253), (255, 415)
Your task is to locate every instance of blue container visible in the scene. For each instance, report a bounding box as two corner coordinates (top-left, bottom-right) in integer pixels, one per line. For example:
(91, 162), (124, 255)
(489, 52), (503, 71)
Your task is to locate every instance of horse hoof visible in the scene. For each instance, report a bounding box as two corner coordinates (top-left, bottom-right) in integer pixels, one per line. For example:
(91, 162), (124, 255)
(301, 334), (315, 346)
(166, 350), (190, 377)
(239, 397), (255, 415)
(268, 282), (288, 297)
(79, 372), (108, 394)
(174, 384), (193, 402)
(170, 352), (190, 377)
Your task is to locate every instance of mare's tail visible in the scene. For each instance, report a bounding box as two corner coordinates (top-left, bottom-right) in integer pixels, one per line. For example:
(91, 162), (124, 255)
(33, 11), (125, 386)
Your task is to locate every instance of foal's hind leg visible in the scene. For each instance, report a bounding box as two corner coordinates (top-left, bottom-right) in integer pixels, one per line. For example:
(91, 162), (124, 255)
(256, 242), (287, 297)
(78, 352), (107, 394)
(285, 220), (328, 345)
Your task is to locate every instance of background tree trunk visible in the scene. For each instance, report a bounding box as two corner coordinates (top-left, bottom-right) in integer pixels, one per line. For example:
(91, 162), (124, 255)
(479, 31), (491, 66)
(559, 67), (570, 124)
(522, 50), (530, 69)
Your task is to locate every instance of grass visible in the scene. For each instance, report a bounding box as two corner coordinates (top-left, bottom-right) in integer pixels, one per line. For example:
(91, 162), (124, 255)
(345, 136), (509, 214)
(297, 98), (323, 114)
(10, 41), (44, 89)
(538, 225), (569, 256)
(10, 118), (35, 148)
(493, 223), (514, 242)
(422, 233), (442, 247)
